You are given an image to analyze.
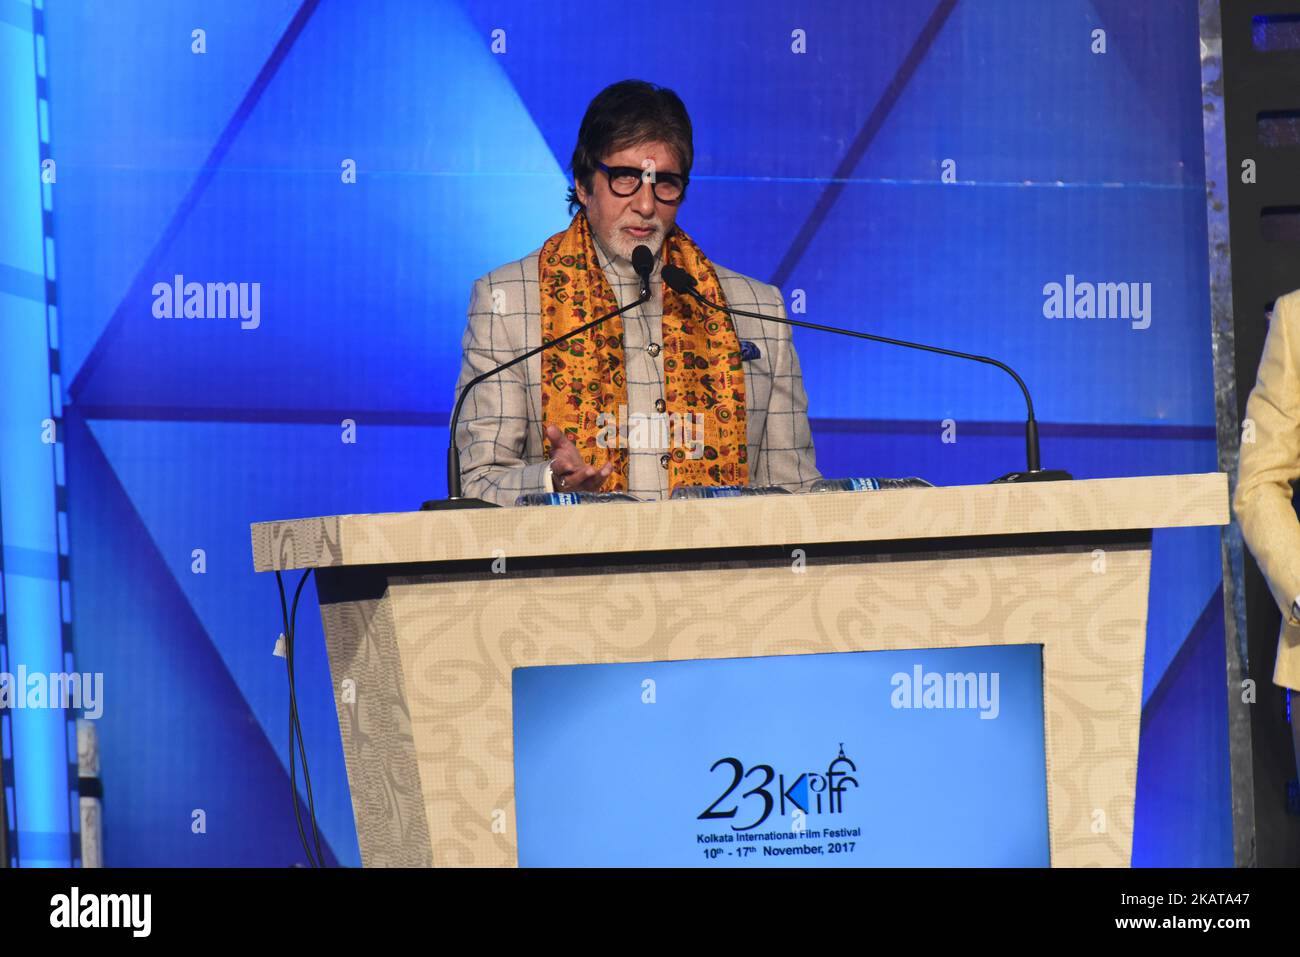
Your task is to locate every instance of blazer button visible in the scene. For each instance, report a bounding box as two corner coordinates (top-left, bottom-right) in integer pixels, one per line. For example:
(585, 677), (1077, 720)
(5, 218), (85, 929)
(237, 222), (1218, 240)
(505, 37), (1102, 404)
(647, 342), (661, 357)
(655, 398), (666, 413)
(660, 453), (670, 469)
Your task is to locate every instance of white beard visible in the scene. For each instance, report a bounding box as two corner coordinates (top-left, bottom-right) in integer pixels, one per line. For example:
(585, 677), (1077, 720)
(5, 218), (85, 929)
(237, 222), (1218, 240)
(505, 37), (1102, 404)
(604, 225), (666, 263)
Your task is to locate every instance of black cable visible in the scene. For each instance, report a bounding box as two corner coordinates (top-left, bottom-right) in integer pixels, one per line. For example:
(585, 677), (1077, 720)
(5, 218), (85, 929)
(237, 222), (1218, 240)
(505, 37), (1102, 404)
(276, 570), (316, 867)
(286, 567), (325, 866)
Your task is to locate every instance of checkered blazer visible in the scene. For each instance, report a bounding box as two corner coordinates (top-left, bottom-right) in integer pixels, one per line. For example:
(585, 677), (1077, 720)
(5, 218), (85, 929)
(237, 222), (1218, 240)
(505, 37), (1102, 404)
(452, 233), (822, 506)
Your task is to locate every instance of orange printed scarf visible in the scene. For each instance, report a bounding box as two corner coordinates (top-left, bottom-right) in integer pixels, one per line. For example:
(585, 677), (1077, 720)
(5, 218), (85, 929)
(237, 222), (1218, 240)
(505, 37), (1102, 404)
(538, 212), (747, 492)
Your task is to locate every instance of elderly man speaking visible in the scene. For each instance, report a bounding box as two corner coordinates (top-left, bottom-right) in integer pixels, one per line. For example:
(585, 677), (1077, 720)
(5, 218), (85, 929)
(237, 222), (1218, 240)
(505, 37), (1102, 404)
(452, 80), (821, 505)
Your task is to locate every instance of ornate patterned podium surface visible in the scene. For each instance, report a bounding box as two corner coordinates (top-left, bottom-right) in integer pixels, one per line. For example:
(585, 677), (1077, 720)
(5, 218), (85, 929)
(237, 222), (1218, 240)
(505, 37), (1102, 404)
(252, 473), (1227, 867)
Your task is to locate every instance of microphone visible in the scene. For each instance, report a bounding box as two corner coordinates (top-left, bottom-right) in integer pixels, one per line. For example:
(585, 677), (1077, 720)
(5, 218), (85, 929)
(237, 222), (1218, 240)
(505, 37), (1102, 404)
(661, 264), (1070, 483)
(632, 243), (654, 299)
(424, 244), (656, 509)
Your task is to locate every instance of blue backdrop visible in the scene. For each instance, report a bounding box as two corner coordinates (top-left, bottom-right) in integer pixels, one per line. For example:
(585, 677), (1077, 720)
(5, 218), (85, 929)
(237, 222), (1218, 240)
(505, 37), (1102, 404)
(0, 0), (1226, 866)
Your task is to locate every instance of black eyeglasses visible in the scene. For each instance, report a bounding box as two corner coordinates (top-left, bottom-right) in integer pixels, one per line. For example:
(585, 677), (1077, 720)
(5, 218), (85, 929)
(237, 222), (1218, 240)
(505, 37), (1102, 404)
(597, 162), (688, 205)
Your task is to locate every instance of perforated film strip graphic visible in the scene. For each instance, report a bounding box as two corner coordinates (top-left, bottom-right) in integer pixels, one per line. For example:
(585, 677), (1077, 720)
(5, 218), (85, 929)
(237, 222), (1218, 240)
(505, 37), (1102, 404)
(0, 467), (10, 868)
(34, 0), (83, 870)
(0, 0), (84, 869)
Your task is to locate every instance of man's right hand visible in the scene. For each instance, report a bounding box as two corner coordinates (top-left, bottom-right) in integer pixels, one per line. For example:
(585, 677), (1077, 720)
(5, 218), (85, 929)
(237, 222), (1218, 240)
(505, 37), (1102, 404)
(545, 424), (613, 493)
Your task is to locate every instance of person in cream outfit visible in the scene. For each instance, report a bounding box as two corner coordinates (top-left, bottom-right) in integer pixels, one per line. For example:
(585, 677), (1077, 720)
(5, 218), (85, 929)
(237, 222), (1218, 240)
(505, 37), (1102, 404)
(1234, 288), (1300, 772)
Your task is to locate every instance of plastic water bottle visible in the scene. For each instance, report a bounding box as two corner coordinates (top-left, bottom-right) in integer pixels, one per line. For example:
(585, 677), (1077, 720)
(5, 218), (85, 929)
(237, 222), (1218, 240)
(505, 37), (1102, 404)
(669, 484), (794, 500)
(515, 491), (644, 506)
(810, 477), (934, 492)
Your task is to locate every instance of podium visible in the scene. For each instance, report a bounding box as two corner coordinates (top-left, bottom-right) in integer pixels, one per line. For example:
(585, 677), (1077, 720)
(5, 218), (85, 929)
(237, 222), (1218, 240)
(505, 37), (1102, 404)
(251, 473), (1227, 867)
